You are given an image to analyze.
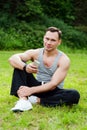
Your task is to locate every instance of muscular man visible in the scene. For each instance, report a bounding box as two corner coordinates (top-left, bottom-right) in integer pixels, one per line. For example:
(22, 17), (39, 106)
(9, 27), (80, 112)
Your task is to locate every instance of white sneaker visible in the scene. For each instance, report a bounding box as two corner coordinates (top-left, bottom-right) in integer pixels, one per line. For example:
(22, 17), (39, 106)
(11, 99), (33, 112)
(28, 96), (38, 104)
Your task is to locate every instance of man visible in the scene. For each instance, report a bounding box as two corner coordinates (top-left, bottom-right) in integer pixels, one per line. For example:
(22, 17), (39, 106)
(9, 27), (80, 112)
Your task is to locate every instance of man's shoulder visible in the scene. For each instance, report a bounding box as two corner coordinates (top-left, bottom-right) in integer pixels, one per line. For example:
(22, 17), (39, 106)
(58, 51), (70, 66)
(23, 48), (42, 59)
(25, 48), (41, 54)
(58, 50), (70, 60)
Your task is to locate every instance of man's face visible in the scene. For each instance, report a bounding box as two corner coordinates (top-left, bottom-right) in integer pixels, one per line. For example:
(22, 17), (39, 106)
(43, 31), (61, 51)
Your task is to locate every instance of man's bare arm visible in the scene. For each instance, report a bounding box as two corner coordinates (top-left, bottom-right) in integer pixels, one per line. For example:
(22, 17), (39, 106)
(8, 49), (39, 70)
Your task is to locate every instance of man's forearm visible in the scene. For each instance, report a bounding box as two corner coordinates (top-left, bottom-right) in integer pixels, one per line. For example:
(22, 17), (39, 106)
(17, 81), (57, 97)
(9, 55), (26, 70)
(30, 81), (56, 95)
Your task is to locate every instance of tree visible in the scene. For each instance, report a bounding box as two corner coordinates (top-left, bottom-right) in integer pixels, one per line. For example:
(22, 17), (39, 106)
(0, 0), (43, 22)
(73, 0), (87, 25)
(40, 0), (74, 24)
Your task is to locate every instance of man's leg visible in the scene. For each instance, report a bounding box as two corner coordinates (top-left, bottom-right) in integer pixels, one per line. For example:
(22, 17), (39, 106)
(10, 68), (41, 112)
(10, 68), (41, 97)
(34, 88), (80, 107)
(10, 68), (27, 96)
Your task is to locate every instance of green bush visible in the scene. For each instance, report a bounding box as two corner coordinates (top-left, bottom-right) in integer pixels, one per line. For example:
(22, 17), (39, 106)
(38, 17), (87, 49)
(0, 16), (87, 50)
(0, 21), (45, 50)
(13, 22), (45, 49)
(75, 26), (87, 33)
(63, 29), (87, 49)
(0, 28), (22, 50)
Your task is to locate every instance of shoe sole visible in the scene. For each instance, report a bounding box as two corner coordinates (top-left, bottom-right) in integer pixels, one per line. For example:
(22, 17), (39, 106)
(12, 109), (23, 112)
(11, 107), (32, 112)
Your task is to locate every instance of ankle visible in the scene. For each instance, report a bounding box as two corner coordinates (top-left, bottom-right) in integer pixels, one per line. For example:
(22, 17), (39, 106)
(20, 97), (28, 100)
(37, 98), (40, 104)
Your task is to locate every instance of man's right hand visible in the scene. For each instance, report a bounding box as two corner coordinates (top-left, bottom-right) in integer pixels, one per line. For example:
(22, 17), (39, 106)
(26, 62), (38, 73)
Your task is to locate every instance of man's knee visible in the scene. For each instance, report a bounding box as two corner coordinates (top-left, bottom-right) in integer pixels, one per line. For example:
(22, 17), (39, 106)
(72, 90), (80, 104)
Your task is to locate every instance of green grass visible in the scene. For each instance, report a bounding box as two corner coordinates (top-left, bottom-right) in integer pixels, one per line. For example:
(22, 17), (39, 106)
(0, 50), (87, 130)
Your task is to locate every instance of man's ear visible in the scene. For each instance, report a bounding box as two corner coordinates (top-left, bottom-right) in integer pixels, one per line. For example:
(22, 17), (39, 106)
(43, 36), (45, 42)
(58, 39), (62, 45)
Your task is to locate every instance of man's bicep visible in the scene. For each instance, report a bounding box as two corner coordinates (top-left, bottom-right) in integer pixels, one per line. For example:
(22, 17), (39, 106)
(19, 49), (35, 62)
(51, 60), (70, 86)
(20, 49), (40, 62)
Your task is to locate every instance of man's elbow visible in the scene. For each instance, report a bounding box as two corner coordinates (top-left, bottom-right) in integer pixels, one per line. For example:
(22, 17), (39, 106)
(8, 55), (16, 66)
(8, 57), (13, 65)
(50, 81), (58, 90)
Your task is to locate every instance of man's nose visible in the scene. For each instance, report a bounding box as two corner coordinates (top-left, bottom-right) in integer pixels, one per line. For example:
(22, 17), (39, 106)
(47, 40), (51, 44)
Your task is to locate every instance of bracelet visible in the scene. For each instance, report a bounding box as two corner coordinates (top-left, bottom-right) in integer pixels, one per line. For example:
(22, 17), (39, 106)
(23, 64), (27, 72)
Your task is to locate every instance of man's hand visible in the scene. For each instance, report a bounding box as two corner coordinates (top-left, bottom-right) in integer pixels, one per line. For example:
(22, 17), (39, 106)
(26, 63), (38, 73)
(17, 86), (32, 98)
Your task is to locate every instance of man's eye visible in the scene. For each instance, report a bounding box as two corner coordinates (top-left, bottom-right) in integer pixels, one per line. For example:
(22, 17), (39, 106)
(46, 38), (49, 40)
(51, 39), (56, 42)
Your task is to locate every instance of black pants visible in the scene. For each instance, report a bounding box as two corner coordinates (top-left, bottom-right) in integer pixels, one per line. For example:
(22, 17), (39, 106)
(10, 69), (80, 107)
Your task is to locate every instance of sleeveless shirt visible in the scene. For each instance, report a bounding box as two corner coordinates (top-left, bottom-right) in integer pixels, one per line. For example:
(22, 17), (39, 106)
(36, 48), (64, 89)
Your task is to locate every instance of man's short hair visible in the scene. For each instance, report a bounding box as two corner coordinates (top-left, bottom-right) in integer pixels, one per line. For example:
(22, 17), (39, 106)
(46, 27), (62, 39)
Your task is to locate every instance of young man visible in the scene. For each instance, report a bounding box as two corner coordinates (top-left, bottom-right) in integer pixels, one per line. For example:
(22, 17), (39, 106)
(9, 27), (80, 112)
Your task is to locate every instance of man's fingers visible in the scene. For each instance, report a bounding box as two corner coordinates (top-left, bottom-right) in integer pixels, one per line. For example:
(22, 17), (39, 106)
(19, 86), (24, 89)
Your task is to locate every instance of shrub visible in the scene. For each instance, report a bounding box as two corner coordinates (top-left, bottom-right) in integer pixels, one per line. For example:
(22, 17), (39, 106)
(0, 28), (22, 50)
(0, 16), (87, 50)
(38, 17), (87, 49)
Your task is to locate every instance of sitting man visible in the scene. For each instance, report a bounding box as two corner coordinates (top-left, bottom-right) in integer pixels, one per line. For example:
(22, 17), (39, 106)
(9, 27), (80, 112)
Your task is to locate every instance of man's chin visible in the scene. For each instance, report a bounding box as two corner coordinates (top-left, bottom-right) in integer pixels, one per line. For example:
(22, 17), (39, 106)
(45, 47), (52, 51)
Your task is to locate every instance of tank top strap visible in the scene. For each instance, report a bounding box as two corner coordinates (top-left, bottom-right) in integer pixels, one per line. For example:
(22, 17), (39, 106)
(37, 48), (44, 62)
(53, 50), (63, 65)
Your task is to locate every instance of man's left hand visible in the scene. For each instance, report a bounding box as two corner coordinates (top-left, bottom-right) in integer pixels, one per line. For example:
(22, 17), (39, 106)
(17, 86), (32, 98)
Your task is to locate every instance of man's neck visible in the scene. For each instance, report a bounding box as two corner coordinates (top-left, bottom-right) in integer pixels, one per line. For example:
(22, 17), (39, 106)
(44, 48), (58, 57)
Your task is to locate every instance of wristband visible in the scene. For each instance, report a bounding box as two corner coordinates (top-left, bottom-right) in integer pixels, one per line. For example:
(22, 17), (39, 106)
(23, 64), (27, 72)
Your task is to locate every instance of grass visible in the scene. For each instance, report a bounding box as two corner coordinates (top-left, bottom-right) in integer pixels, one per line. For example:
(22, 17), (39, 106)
(0, 50), (87, 130)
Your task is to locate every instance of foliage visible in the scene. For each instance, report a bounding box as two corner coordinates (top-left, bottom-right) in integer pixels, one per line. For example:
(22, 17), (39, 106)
(16, 0), (43, 21)
(0, 50), (87, 130)
(75, 25), (87, 33)
(0, 28), (22, 50)
(0, 0), (87, 50)
(73, 0), (87, 25)
(0, 0), (87, 25)
(44, 18), (87, 49)
(40, 0), (75, 24)
(0, 0), (43, 22)
(0, 21), (45, 50)
(0, 16), (87, 50)
(61, 25), (87, 49)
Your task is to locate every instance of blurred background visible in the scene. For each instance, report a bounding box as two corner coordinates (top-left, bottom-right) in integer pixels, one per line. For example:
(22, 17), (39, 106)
(0, 0), (87, 50)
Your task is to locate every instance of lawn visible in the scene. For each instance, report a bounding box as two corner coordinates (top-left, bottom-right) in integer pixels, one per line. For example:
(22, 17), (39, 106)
(0, 50), (87, 130)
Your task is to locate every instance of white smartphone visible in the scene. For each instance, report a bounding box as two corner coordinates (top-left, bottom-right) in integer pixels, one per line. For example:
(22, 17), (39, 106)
(33, 60), (40, 67)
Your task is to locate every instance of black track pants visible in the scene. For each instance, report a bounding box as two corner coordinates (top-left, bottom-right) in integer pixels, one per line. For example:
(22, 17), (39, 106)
(10, 69), (80, 107)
